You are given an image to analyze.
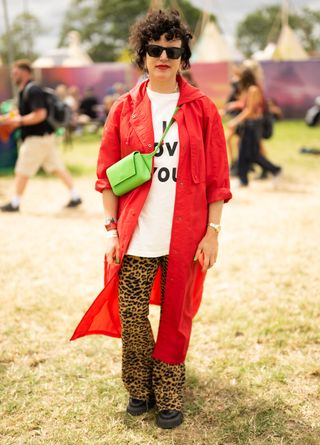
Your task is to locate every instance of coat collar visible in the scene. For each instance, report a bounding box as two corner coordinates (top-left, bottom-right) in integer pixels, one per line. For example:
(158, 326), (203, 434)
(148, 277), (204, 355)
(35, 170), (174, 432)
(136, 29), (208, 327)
(128, 74), (205, 107)
(127, 75), (206, 150)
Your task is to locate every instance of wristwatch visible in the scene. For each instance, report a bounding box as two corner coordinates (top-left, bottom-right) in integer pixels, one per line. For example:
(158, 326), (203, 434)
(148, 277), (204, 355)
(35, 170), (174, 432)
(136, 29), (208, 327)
(105, 217), (117, 225)
(207, 222), (221, 233)
(104, 216), (118, 231)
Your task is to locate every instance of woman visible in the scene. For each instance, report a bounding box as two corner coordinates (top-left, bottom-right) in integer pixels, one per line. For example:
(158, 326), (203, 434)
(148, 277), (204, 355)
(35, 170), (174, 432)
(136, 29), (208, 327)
(223, 63), (243, 173)
(71, 10), (232, 429)
(228, 68), (281, 186)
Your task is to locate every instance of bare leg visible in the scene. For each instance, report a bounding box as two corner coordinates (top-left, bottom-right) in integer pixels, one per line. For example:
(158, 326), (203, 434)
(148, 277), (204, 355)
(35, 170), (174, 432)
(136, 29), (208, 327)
(53, 169), (74, 190)
(0, 173), (29, 211)
(54, 169), (82, 207)
(15, 174), (29, 196)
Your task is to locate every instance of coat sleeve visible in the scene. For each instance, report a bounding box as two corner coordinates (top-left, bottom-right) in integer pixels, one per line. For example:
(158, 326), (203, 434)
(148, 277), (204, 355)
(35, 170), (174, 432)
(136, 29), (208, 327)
(95, 99), (124, 193)
(204, 100), (232, 204)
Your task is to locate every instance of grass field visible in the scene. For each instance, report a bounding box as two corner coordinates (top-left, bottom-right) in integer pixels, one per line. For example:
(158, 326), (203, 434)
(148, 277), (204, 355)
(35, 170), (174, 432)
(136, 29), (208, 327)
(60, 120), (320, 179)
(0, 120), (319, 445)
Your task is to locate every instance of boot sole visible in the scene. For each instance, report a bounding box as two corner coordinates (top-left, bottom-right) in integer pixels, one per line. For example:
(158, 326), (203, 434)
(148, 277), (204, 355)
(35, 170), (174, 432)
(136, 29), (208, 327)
(156, 412), (183, 429)
(127, 399), (156, 416)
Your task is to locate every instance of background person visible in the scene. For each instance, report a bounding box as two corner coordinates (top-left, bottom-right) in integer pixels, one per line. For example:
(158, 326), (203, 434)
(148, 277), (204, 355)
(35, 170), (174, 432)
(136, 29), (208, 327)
(71, 9), (231, 430)
(243, 59), (273, 179)
(222, 63), (243, 174)
(78, 87), (100, 133)
(102, 94), (117, 122)
(0, 60), (82, 212)
(228, 68), (281, 186)
(79, 87), (100, 121)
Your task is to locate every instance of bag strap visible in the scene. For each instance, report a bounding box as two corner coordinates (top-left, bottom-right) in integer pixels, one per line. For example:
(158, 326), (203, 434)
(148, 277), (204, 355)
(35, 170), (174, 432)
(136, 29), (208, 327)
(22, 81), (37, 103)
(146, 106), (180, 158)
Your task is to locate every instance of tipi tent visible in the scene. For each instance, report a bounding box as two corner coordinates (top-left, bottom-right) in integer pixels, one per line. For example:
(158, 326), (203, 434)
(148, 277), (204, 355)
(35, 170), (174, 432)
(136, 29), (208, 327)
(33, 31), (93, 68)
(253, 25), (309, 61)
(273, 24), (309, 60)
(191, 21), (233, 62)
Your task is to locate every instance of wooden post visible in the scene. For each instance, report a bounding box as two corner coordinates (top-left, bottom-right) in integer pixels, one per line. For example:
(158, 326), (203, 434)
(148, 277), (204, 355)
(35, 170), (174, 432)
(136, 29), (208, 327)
(1, 0), (16, 98)
(281, 0), (289, 28)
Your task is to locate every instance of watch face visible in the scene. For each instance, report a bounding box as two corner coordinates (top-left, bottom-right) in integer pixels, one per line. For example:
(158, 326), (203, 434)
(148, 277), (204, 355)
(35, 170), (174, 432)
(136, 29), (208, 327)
(105, 217), (116, 225)
(209, 223), (221, 232)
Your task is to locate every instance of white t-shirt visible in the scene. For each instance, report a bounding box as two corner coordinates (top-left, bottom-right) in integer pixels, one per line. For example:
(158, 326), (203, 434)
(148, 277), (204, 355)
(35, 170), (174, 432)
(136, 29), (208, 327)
(126, 87), (180, 257)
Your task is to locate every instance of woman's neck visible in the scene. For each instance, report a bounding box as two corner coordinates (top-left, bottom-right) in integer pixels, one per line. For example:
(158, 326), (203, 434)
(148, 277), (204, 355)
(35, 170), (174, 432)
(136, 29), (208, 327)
(148, 79), (178, 94)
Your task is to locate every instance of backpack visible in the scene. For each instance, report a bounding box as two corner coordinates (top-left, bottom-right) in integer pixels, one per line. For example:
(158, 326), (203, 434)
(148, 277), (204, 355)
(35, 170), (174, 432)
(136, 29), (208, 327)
(23, 82), (72, 130)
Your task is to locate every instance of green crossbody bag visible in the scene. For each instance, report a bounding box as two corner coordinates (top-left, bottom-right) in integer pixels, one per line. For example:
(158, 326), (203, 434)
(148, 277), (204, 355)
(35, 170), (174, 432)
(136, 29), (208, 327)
(106, 106), (180, 196)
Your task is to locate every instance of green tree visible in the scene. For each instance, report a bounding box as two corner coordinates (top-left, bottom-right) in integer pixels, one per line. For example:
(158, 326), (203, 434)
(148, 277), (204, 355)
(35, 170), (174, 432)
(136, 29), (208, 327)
(293, 7), (320, 55)
(0, 12), (43, 63)
(59, 0), (208, 62)
(236, 5), (320, 57)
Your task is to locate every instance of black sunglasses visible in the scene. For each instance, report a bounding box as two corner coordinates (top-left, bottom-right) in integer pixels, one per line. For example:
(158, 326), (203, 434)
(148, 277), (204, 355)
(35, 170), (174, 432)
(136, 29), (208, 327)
(145, 44), (184, 59)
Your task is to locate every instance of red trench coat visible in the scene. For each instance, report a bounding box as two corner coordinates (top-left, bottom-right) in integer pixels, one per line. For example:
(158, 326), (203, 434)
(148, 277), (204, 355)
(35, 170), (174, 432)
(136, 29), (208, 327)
(71, 76), (232, 364)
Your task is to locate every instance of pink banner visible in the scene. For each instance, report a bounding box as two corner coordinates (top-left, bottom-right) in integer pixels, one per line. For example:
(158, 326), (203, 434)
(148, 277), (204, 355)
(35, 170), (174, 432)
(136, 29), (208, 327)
(191, 62), (229, 109)
(262, 60), (320, 118)
(1, 61), (320, 118)
(38, 63), (132, 99)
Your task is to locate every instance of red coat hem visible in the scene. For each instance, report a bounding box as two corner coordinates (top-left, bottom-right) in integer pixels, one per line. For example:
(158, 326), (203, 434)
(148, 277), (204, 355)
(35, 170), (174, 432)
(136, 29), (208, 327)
(70, 330), (121, 341)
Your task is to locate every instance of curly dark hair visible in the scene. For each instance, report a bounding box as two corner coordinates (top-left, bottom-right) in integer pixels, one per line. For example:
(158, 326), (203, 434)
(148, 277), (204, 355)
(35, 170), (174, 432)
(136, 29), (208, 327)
(129, 9), (193, 70)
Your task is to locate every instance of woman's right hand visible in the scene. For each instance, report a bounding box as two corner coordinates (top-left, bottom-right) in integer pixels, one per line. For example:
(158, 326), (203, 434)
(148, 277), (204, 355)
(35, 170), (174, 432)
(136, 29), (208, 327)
(106, 236), (120, 264)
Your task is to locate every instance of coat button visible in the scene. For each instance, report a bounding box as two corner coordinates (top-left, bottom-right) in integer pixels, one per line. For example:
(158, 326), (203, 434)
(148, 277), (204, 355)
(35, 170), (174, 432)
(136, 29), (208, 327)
(132, 114), (136, 118)
(180, 181), (184, 186)
(148, 144), (152, 147)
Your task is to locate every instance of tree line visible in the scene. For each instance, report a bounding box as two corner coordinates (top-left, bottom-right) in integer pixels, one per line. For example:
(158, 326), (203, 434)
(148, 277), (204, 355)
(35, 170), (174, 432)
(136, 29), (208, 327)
(0, 1), (319, 64)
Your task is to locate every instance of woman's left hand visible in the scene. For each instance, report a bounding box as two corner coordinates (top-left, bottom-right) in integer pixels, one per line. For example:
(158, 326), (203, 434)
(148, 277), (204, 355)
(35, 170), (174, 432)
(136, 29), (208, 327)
(194, 231), (219, 272)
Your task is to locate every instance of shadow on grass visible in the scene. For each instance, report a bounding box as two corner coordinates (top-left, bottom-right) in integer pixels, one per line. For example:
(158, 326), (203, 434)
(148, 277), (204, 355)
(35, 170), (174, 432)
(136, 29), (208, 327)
(170, 368), (320, 445)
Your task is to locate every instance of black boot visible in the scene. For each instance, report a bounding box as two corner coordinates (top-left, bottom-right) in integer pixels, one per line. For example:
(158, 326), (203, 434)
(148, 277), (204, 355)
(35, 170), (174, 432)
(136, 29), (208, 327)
(127, 396), (156, 416)
(0, 202), (19, 212)
(156, 410), (183, 429)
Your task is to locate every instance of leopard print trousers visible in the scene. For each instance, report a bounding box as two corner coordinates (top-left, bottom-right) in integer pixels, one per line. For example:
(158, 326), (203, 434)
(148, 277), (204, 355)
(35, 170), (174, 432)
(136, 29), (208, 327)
(118, 255), (185, 411)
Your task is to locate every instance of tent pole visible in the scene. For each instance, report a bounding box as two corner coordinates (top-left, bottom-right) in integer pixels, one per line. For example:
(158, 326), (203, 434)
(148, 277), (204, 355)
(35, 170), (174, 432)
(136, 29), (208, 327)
(1, 0), (16, 98)
(281, 0), (289, 28)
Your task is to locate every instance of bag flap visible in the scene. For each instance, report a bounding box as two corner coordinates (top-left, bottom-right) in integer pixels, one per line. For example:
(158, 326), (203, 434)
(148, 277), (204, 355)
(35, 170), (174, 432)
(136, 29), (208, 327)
(107, 151), (138, 184)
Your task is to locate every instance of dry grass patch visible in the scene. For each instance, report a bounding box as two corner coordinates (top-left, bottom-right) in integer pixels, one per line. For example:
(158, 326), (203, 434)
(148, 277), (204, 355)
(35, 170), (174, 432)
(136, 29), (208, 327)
(1, 121), (320, 444)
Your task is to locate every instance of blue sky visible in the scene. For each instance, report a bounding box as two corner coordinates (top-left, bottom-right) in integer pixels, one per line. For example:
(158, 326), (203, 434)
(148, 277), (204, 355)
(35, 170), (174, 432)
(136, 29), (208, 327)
(2, 0), (320, 54)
